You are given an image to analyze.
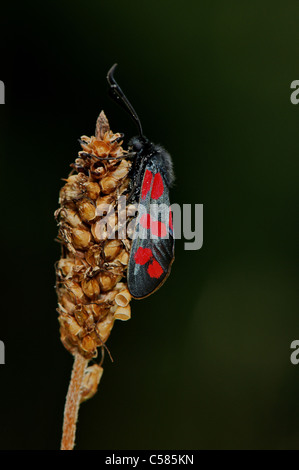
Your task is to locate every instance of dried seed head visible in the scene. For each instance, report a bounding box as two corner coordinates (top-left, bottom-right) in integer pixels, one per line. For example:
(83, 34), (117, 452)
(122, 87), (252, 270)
(80, 364), (104, 403)
(59, 293), (76, 316)
(64, 280), (85, 302)
(81, 334), (97, 354)
(67, 316), (84, 337)
(115, 288), (131, 307)
(85, 245), (102, 268)
(84, 182), (101, 200)
(114, 304), (131, 321)
(115, 249), (130, 266)
(103, 239), (123, 261)
(57, 258), (75, 278)
(100, 160), (131, 194)
(77, 199), (96, 222)
(96, 194), (115, 215)
(98, 272), (122, 292)
(55, 111), (133, 374)
(81, 278), (101, 299)
(59, 173), (87, 204)
(61, 208), (83, 228)
(71, 228), (92, 250)
(95, 112), (110, 139)
(96, 313), (115, 343)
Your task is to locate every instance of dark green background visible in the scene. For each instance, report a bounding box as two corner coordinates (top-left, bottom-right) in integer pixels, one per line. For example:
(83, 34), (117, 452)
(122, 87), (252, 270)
(0, 0), (298, 450)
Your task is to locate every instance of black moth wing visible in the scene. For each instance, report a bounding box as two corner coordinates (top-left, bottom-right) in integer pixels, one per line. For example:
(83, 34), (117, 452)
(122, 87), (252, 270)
(127, 158), (175, 299)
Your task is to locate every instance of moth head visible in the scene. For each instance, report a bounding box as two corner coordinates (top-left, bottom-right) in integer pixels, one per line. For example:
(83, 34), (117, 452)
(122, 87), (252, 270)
(128, 135), (148, 153)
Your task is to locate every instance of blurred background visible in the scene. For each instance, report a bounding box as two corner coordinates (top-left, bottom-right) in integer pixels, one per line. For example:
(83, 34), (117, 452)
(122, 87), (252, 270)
(0, 0), (298, 450)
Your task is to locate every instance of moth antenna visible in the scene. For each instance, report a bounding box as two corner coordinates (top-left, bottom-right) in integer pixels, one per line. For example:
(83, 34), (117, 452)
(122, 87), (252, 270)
(78, 150), (136, 161)
(107, 63), (144, 138)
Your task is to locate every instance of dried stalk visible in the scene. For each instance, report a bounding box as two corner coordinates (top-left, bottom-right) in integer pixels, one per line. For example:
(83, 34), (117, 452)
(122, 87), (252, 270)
(61, 353), (88, 450)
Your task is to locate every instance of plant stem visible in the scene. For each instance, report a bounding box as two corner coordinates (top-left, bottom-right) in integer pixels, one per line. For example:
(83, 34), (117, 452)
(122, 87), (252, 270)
(61, 352), (88, 450)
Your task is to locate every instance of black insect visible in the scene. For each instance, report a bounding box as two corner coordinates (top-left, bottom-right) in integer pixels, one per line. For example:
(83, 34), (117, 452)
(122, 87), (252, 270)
(107, 64), (175, 299)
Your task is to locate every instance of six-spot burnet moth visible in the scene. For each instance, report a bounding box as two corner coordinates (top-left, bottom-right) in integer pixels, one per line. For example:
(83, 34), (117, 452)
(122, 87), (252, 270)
(107, 64), (175, 299)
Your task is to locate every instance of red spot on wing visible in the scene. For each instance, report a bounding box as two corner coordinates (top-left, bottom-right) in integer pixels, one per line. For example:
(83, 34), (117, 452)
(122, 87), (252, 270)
(151, 220), (167, 237)
(134, 247), (153, 265)
(140, 213), (167, 237)
(141, 170), (153, 199)
(151, 173), (164, 200)
(169, 209), (173, 230)
(147, 259), (164, 278)
(140, 213), (151, 229)
(134, 246), (163, 279)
